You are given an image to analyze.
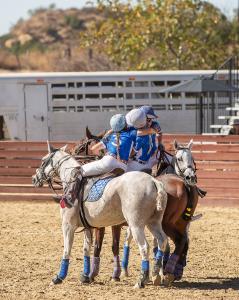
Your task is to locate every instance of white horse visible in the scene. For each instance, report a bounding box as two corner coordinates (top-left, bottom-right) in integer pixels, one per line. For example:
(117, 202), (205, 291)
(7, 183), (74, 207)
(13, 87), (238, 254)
(32, 142), (168, 288)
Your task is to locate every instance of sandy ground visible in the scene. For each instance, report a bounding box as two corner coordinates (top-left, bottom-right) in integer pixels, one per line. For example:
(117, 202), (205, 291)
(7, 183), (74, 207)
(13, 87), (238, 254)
(0, 201), (239, 300)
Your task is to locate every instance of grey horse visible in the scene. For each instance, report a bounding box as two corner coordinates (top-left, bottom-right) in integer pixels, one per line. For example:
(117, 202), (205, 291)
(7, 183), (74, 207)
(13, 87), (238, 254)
(32, 142), (168, 288)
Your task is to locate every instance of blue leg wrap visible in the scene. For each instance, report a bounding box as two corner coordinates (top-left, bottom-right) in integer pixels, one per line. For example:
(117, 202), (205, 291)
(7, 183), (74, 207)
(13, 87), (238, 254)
(121, 245), (130, 269)
(83, 256), (90, 276)
(141, 260), (149, 272)
(155, 249), (164, 260)
(58, 259), (69, 280)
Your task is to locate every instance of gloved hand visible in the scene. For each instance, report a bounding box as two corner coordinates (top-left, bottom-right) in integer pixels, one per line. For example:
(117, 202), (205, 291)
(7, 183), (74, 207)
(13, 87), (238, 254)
(158, 143), (165, 152)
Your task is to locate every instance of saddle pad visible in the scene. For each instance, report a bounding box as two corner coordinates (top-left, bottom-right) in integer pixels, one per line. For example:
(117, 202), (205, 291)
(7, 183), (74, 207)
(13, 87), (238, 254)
(86, 177), (113, 202)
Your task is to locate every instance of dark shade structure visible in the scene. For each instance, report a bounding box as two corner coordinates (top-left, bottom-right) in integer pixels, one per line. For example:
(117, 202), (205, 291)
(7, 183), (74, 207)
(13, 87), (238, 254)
(160, 78), (239, 93)
(159, 76), (239, 134)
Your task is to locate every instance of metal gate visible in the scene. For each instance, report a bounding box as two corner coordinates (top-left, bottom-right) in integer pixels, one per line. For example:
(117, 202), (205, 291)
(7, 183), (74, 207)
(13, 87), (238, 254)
(196, 56), (239, 133)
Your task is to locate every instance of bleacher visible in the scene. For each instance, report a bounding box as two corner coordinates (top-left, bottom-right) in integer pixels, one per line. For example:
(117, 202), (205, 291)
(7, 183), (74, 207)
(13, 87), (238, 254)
(0, 135), (239, 205)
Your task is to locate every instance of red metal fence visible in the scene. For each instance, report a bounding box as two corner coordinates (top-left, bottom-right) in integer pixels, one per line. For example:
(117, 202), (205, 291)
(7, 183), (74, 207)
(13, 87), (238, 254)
(0, 135), (239, 205)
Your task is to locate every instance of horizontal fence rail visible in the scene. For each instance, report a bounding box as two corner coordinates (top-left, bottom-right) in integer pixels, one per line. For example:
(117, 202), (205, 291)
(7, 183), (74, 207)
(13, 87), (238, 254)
(0, 135), (239, 205)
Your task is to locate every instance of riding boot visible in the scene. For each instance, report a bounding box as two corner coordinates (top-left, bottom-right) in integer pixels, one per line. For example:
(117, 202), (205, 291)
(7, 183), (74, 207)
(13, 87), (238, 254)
(61, 167), (83, 208)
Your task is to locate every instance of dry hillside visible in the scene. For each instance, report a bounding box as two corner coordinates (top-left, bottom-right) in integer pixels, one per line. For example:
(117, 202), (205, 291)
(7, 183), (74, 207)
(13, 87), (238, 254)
(0, 7), (115, 71)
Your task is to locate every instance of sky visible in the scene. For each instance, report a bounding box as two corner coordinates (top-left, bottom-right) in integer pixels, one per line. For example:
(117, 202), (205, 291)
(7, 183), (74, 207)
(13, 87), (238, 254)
(0, 0), (238, 36)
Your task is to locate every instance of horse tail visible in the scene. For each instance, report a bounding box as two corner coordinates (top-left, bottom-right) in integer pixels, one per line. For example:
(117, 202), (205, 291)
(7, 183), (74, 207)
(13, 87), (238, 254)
(152, 179), (167, 211)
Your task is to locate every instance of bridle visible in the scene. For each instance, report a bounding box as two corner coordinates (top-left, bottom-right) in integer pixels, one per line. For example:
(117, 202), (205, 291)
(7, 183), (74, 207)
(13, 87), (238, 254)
(173, 147), (197, 185)
(35, 150), (72, 190)
(157, 146), (197, 185)
(73, 139), (96, 156)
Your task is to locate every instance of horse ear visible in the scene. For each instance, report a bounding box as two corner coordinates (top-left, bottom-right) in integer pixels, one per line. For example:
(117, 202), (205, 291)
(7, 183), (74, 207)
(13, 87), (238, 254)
(173, 140), (179, 150)
(86, 126), (93, 139)
(47, 140), (55, 153)
(187, 139), (193, 150)
(60, 144), (68, 152)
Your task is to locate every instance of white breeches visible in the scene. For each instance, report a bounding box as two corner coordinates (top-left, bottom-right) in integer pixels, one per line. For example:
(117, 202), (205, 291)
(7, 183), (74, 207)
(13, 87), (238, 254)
(81, 155), (127, 177)
(127, 152), (172, 172)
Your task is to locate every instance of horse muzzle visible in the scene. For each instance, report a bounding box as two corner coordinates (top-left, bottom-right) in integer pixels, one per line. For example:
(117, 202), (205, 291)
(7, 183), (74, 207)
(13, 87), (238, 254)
(184, 174), (197, 186)
(32, 174), (43, 187)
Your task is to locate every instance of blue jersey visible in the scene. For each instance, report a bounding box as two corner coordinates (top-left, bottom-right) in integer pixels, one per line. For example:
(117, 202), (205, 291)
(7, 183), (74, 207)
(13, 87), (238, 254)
(135, 134), (157, 162)
(102, 128), (137, 161)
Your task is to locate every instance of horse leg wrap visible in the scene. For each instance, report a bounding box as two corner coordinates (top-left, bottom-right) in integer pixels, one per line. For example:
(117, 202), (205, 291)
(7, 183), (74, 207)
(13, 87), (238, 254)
(152, 248), (163, 276)
(83, 256), (90, 276)
(112, 255), (121, 280)
(80, 256), (91, 284)
(164, 254), (179, 274)
(174, 263), (184, 281)
(137, 260), (149, 288)
(121, 245), (130, 270)
(163, 251), (170, 272)
(52, 258), (69, 284)
(89, 256), (100, 280)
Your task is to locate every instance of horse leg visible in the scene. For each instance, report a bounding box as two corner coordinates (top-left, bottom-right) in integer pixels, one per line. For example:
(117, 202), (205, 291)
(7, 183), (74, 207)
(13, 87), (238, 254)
(111, 225), (122, 281)
(80, 228), (93, 283)
(147, 222), (168, 286)
(52, 222), (76, 284)
(163, 241), (170, 270)
(130, 226), (150, 289)
(121, 227), (133, 277)
(174, 236), (189, 281)
(162, 222), (187, 285)
(89, 227), (105, 281)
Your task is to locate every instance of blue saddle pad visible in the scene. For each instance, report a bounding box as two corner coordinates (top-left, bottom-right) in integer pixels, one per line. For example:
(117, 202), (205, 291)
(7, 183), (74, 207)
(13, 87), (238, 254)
(87, 177), (113, 202)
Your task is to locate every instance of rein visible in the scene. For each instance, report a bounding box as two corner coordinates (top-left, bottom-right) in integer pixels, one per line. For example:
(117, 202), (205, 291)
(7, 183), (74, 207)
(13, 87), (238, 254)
(39, 151), (73, 195)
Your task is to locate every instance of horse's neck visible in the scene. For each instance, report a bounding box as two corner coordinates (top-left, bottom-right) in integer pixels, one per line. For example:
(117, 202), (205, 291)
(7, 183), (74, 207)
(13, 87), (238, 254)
(58, 157), (80, 186)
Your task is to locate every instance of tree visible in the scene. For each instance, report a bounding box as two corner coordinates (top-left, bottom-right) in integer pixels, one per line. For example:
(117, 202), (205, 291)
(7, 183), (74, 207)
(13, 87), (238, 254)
(81, 0), (233, 70)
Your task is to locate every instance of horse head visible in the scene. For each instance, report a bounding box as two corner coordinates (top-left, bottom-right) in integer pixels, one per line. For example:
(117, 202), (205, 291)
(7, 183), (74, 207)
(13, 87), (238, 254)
(72, 127), (104, 156)
(173, 139), (197, 186)
(32, 141), (70, 187)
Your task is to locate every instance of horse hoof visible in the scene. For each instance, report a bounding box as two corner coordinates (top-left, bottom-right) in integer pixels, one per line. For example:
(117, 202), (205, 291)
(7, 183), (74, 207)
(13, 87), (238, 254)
(80, 273), (91, 284)
(134, 281), (145, 289)
(163, 273), (175, 286)
(111, 277), (120, 282)
(152, 274), (162, 286)
(122, 269), (129, 277)
(51, 275), (63, 285)
(89, 276), (95, 282)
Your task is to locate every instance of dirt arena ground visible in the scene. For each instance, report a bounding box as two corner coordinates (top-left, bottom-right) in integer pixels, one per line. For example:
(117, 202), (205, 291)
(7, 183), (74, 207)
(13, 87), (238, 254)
(0, 201), (239, 300)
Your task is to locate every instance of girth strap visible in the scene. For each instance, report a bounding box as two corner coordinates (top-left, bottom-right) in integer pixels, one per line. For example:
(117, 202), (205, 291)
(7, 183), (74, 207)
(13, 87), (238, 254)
(182, 186), (193, 221)
(78, 177), (93, 229)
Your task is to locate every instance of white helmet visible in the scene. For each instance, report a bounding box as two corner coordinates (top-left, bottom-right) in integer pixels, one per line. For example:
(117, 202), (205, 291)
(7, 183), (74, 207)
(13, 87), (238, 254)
(125, 108), (146, 129)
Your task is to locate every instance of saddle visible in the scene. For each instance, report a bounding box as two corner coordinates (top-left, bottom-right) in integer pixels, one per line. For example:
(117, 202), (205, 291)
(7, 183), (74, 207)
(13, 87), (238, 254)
(71, 168), (125, 229)
(82, 168), (125, 202)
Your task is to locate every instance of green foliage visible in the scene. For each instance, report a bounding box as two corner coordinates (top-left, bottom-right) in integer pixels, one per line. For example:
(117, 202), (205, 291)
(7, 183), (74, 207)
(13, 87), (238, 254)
(65, 15), (85, 30)
(9, 39), (46, 55)
(81, 0), (238, 70)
